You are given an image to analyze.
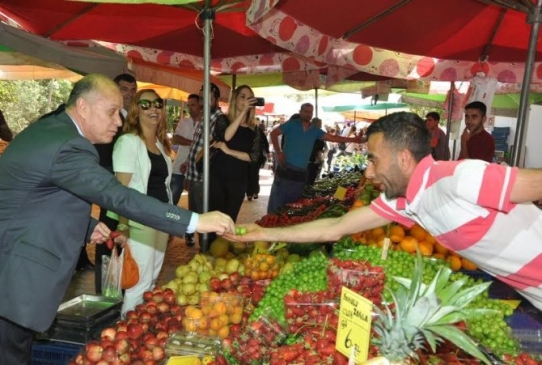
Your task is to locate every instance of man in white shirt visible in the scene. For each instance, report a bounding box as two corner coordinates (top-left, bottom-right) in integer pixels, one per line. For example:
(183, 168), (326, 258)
(171, 94), (201, 205)
(171, 94), (201, 246)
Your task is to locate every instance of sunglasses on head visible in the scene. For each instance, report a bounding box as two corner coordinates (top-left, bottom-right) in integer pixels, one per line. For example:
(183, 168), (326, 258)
(138, 98), (164, 110)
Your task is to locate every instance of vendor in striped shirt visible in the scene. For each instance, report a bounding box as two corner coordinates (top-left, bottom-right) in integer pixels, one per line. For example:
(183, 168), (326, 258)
(228, 111), (542, 311)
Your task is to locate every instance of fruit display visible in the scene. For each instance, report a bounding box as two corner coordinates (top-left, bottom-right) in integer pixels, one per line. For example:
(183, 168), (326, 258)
(283, 290), (338, 334)
(327, 258), (385, 305)
(69, 170), (542, 365)
(69, 287), (178, 364)
(347, 221), (479, 271)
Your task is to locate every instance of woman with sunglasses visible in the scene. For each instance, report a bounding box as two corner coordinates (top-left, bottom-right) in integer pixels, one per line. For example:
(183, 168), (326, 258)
(109, 89), (173, 315)
(209, 85), (262, 232)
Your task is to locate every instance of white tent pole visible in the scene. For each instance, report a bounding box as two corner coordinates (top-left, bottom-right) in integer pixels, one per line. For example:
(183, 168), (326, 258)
(201, 4), (214, 250)
(445, 82), (454, 159)
(510, 0), (542, 166)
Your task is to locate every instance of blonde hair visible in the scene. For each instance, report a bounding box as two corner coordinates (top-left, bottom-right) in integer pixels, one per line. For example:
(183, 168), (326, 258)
(227, 85), (257, 129)
(124, 89), (171, 155)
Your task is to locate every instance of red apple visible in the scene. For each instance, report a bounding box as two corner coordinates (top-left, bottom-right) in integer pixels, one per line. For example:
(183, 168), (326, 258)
(141, 322), (150, 333)
(138, 347), (153, 360)
(125, 310), (138, 320)
(144, 361), (157, 365)
(127, 323), (144, 340)
(114, 331), (128, 341)
(143, 290), (154, 302)
(74, 353), (84, 365)
(155, 330), (168, 341)
(114, 338), (130, 355)
(85, 342), (103, 362)
(229, 272), (240, 285)
(162, 289), (176, 305)
(100, 339), (114, 349)
(102, 345), (117, 362)
(158, 337), (168, 348)
(209, 277), (222, 292)
(152, 346), (165, 361)
(96, 361), (109, 365)
(156, 301), (170, 313)
(138, 311), (152, 323)
(144, 336), (158, 350)
(145, 303), (157, 315)
(170, 304), (182, 315)
(101, 327), (116, 341)
(152, 292), (163, 303)
(135, 303), (146, 313)
(155, 321), (167, 333)
(221, 278), (232, 290)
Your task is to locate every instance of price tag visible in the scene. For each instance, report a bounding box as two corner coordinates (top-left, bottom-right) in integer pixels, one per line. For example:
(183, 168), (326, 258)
(381, 237), (391, 260)
(334, 186), (348, 200)
(336, 287), (373, 363)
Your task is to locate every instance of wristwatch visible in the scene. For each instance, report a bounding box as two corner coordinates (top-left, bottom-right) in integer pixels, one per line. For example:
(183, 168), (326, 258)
(117, 223), (129, 232)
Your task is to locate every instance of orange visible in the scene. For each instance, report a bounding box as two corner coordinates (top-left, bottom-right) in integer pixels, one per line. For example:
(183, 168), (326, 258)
(432, 253), (446, 261)
(371, 227), (385, 239)
(425, 234), (436, 244)
(418, 241), (434, 256)
(448, 255), (462, 271)
(409, 224), (427, 242)
(219, 314), (230, 326)
(259, 261), (270, 271)
(198, 317), (210, 331)
(389, 225), (405, 243)
(183, 318), (197, 332)
(210, 318), (223, 332)
(218, 326), (230, 339)
(461, 257), (478, 271)
(434, 241), (449, 255)
(213, 302), (227, 315)
(399, 236), (419, 253)
(230, 312), (242, 324)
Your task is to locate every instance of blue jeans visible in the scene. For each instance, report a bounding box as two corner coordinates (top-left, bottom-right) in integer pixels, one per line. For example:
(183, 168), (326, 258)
(170, 173), (185, 206)
(267, 175), (306, 213)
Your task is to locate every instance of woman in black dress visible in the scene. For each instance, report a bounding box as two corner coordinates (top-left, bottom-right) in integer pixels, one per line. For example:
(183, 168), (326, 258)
(210, 85), (262, 222)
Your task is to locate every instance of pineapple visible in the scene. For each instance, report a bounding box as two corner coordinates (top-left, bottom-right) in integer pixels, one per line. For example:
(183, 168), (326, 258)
(368, 253), (494, 364)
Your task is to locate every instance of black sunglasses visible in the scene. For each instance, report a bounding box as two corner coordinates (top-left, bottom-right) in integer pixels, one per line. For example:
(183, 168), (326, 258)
(138, 98), (164, 110)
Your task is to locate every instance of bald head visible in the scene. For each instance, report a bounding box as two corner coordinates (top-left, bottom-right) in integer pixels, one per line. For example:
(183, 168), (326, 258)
(66, 74), (123, 144)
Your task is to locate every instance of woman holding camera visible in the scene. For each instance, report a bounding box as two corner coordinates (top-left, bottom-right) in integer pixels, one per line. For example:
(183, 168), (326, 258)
(210, 85), (263, 223)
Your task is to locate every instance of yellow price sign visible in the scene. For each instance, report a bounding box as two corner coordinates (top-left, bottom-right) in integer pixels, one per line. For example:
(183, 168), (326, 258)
(336, 287), (373, 364)
(333, 186), (348, 200)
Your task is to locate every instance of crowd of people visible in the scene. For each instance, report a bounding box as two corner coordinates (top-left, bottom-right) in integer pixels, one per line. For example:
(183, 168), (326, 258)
(0, 73), (508, 364)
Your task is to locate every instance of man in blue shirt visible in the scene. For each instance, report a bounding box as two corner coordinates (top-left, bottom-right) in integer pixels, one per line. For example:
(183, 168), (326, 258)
(268, 103), (361, 213)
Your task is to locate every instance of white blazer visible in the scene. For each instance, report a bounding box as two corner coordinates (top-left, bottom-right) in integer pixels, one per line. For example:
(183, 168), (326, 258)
(108, 133), (173, 228)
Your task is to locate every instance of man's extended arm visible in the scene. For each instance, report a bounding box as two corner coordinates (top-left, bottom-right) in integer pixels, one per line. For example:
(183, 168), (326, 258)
(226, 205), (391, 243)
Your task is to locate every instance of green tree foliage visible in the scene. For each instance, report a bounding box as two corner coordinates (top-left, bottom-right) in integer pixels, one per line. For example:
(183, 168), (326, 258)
(408, 104), (447, 126)
(0, 79), (73, 134)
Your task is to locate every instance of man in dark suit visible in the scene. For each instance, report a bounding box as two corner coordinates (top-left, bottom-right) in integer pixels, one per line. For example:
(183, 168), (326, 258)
(0, 74), (235, 365)
(93, 73), (137, 293)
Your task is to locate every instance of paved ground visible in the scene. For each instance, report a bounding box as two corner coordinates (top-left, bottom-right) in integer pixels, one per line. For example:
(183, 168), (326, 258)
(63, 168), (274, 302)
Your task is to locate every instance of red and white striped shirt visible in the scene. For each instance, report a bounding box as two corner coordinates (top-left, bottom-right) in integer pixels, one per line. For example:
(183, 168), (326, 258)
(370, 155), (542, 310)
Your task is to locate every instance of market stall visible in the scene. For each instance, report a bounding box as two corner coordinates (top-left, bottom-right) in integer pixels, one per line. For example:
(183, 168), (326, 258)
(31, 171), (542, 365)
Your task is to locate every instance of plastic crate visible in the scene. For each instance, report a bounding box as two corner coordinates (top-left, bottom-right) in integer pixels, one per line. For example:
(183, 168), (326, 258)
(31, 341), (82, 365)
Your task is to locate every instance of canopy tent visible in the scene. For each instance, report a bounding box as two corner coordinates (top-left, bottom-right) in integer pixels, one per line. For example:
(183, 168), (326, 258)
(0, 22), (126, 77)
(0, 46), (81, 80)
(400, 91), (542, 117)
(246, 0), (542, 83)
(322, 102), (410, 121)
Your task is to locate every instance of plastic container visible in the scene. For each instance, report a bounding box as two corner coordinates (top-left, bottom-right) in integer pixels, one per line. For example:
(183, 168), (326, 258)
(327, 260), (385, 305)
(247, 308), (288, 347)
(165, 332), (221, 358)
(284, 291), (339, 334)
(31, 341), (82, 365)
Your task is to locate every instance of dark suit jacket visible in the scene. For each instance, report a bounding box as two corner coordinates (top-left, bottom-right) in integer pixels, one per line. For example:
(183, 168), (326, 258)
(0, 111), (192, 332)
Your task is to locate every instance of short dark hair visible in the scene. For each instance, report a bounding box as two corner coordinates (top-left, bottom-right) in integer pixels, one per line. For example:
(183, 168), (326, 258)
(113, 73), (136, 85)
(300, 103), (313, 110)
(367, 112), (432, 162)
(289, 113), (300, 121)
(465, 101), (487, 116)
(425, 111), (440, 121)
(200, 83), (220, 99)
(188, 93), (199, 101)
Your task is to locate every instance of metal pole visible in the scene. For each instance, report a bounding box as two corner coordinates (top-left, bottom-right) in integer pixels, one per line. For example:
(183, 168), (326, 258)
(511, 0), (542, 167)
(314, 88), (319, 118)
(200, 4), (214, 251)
(445, 82), (454, 160)
(231, 74), (237, 96)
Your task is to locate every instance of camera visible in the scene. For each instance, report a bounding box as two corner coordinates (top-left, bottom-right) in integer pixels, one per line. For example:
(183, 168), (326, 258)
(254, 97), (265, 107)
